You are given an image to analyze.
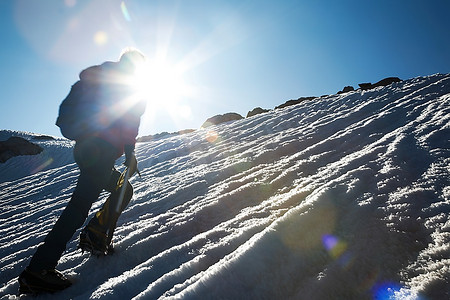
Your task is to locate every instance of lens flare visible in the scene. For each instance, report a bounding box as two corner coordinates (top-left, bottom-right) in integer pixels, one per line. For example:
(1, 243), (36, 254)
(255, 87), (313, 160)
(94, 31), (108, 46)
(120, 2), (131, 22)
(373, 282), (406, 300)
(322, 234), (347, 259)
(206, 130), (219, 143)
(372, 283), (426, 300)
(32, 157), (54, 174)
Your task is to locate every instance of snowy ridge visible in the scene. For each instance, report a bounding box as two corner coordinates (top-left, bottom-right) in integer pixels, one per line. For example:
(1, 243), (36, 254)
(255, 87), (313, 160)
(0, 130), (74, 182)
(1, 74), (450, 299)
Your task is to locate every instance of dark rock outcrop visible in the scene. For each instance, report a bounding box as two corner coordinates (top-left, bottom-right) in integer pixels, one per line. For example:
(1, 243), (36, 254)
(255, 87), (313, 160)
(358, 77), (401, 90)
(32, 135), (55, 141)
(275, 97), (316, 110)
(201, 113), (244, 128)
(178, 129), (196, 135)
(137, 129), (195, 143)
(246, 107), (270, 118)
(373, 77), (401, 88)
(358, 83), (372, 90)
(337, 86), (355, 94)
(0, 137), (43, 163)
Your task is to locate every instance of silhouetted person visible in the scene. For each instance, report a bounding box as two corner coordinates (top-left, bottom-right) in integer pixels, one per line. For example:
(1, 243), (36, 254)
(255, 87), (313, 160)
(19, 48), (147, 294)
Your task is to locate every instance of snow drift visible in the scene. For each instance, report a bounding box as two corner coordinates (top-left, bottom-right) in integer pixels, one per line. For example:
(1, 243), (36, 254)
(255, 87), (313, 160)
(1, 73), (449, 299)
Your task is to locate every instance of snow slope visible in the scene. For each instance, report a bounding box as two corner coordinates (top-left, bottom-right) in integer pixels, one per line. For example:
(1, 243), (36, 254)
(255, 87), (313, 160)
(0, 130), (74, 182)
(1, 74), (449, 299)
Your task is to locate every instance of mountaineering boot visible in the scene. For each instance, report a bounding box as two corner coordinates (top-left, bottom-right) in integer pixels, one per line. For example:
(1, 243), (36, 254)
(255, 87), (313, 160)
(78, 226), (114, 256)
(18, 268), (71, 294)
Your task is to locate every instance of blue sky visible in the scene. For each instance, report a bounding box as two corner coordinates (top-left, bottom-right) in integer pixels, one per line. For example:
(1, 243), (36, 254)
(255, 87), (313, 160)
(1, 0), (449, 137)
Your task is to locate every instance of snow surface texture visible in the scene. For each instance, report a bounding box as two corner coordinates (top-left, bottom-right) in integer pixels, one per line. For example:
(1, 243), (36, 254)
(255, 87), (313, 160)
(1, 74), (449, 299)
(0, 130), (74, 182)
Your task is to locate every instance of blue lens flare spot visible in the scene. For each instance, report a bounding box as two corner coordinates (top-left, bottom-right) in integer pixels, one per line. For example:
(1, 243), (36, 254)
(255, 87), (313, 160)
(373, 282), (402, 300)
(372, 282), (425, 300)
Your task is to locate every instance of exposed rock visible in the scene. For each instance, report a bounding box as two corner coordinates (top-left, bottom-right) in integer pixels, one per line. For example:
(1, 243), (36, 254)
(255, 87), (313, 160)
(358, 83), (372, 90)
(373, 77), (401, 88)
(337, 86), (355, 94)
(246, 107), (270, 118)
(201, 113), (244, 128)
(137, 129), (196, 143)
(275, 97), (316, 110)
(32, 135), (55, 141)
(0, 137), (43, 163)
(140, 132), (171, 142)
(178, 129), (196, 135)
(358, 77), (401, 91)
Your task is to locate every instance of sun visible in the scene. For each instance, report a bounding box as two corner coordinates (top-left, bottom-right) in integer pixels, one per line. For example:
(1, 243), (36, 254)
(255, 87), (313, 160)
(128, 56), (197, 134)
(132, 58), (190, 110)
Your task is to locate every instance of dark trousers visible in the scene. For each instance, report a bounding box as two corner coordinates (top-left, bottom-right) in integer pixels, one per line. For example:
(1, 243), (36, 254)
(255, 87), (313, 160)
(28, 137), (132, 272)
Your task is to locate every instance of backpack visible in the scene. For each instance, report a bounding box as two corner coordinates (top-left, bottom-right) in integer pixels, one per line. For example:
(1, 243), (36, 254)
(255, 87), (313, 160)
(56, 81), (106, 140)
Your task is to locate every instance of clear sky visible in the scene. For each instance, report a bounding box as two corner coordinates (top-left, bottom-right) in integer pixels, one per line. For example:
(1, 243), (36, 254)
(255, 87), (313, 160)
(1, 0), (449, 137)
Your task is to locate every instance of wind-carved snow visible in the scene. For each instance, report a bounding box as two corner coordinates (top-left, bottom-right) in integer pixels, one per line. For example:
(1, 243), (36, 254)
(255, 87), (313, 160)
(0, 74), (449, 299)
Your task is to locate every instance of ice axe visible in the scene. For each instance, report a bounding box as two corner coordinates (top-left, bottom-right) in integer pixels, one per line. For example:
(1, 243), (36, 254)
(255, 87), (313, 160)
(114, 163), (141, 210)
(115, 166), (131, 213)
(105, 166), (132, 251)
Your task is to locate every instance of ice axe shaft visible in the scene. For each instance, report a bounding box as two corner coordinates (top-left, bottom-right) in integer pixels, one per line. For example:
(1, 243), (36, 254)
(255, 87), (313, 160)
(115, 166), (131, 213)
(106, 166), (131, 247)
